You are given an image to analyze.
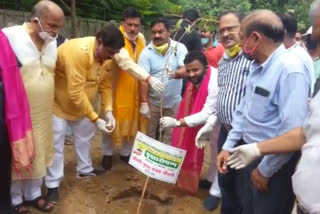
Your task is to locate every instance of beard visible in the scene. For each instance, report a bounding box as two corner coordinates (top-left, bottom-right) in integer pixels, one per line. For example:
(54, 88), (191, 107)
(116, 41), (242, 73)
(188, 69), (206, 85)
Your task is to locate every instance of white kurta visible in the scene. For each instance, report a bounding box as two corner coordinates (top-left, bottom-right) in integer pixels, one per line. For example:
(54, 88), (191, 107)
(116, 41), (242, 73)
(3, 23), (57, 179)
(180, 67), (221, 197)
(292, 91), (320, 214)
(184, 66), (219, 127)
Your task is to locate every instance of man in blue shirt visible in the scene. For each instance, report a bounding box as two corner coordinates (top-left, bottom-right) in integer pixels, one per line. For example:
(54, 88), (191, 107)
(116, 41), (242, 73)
(139, 18), (188, 144)
(217, 10), (311, 214)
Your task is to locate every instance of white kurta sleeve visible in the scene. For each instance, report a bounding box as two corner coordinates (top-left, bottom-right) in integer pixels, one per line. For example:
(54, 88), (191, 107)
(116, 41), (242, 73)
(184, 67), (219, 127)
(114, 48), (150, 80)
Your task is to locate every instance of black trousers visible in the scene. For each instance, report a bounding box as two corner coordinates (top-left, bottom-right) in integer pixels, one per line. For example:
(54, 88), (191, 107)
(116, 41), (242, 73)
(0, 76), (12, 213)
(218, 126), (297, 214)
(218, 126), (242, 214)
(0, 133), (12, 214)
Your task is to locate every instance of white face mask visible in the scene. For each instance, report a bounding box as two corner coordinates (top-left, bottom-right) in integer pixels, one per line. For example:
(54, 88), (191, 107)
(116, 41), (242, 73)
(124, 32), (138, 42)
(34, 17), (57, 43)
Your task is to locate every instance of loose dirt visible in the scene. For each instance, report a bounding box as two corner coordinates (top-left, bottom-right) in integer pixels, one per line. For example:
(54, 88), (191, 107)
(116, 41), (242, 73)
(31, 133), (220, 214)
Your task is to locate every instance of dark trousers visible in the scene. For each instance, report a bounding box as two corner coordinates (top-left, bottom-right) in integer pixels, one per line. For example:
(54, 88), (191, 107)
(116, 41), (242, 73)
(218, 126), (297, 214)
(218, 126), (241, 214)
(0, 134), (12, 214)
(0, 77), (12, 213)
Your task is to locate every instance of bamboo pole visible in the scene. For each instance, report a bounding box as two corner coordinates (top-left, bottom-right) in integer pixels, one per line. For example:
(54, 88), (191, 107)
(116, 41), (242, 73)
(136, 176), (150, 214)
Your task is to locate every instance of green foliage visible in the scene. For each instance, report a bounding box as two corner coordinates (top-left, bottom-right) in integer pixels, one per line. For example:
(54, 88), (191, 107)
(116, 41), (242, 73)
(1, 0), (313, 31)
(177, 0), (313, 33)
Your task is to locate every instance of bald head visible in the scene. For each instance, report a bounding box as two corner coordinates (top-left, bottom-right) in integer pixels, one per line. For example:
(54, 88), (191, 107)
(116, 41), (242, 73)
(242, 9), (284, 43)
(31, 0), (64, 20)
(30, 0), (64, 39)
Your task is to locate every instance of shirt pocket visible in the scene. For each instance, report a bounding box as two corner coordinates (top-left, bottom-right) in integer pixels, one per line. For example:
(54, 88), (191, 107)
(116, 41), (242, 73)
(247, 93), (272, 122)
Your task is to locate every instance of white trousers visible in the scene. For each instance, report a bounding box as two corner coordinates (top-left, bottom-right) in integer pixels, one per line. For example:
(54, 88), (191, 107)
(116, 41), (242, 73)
(102, 134), (133, 157)
(45, 115), (95, 188)
(208, 126), (221, 197)
(11, 179), (42, 206)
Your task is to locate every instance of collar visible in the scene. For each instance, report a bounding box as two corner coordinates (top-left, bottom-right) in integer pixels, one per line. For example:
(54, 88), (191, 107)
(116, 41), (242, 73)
(286, 41), (298, 50)
(251, 45), (286, 73)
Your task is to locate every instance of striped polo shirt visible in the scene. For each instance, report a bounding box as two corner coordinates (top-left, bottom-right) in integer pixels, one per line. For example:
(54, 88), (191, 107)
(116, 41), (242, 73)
(217, 52), (252, 127)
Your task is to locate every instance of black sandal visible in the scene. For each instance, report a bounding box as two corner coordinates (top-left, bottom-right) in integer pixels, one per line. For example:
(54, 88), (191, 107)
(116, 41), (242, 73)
(13, 203), (31, 214)
(25, 196), (54, 213)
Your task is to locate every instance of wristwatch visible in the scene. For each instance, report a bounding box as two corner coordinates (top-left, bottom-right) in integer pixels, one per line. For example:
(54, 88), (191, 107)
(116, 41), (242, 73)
(175, 120), (181, 127)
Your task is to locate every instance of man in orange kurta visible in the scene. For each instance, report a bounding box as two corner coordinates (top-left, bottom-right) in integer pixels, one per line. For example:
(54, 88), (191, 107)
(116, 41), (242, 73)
(101, 8), (162, 170)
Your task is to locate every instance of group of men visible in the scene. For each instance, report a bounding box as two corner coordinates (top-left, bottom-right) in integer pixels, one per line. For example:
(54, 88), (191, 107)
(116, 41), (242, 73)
(1, 0), (320, 214)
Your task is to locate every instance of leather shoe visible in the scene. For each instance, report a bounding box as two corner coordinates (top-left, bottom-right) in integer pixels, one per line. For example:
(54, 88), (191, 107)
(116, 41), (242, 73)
(120, 155), (130, 163)
(102, 155), (112, 170)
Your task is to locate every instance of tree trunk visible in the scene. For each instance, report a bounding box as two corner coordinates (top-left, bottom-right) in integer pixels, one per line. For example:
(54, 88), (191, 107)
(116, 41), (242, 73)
(70, 0), (78, 38)
(58, 0), (78, 38)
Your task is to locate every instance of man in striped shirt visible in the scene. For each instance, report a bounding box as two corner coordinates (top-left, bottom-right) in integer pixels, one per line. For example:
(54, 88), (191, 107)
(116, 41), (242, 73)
(195, 11), (252, 212)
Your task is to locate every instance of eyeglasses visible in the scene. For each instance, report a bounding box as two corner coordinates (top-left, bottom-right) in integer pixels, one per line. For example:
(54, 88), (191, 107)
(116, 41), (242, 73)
(219, 25), (240, 35)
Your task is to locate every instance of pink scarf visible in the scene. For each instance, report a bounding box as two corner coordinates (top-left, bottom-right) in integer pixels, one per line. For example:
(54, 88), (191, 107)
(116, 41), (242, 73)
(0, 29), (34, 176)
(171, 67), (211, 194)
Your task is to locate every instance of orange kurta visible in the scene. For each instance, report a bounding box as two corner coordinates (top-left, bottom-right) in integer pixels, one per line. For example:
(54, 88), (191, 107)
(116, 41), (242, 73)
(112, 26), (148, 145)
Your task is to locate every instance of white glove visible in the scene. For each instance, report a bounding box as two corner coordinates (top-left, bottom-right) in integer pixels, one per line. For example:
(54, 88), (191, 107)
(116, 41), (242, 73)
(195, 115), (218, 149)
(140, 102), (150, 118)
(148, 76), (165, 93)
(164, 66), (175, 79)
(160, 116), (178, 128)
(95, 118), (112, 134)
(227, 143), (261, 170)
(105, 111), (116, 132)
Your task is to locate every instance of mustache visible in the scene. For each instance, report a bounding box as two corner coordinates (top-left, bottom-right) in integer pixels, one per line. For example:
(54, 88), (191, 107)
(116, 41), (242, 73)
(154, 38), (162, 41)
(222, 35), (233, 41)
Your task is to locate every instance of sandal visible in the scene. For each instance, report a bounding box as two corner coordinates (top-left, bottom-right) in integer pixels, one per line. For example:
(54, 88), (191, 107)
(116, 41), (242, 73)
(25, 196), (54, 213)
(13, 203), (31, 214)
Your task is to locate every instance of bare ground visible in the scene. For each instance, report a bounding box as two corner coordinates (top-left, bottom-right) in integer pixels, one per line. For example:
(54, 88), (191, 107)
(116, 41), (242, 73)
(30, 132), (220, 214)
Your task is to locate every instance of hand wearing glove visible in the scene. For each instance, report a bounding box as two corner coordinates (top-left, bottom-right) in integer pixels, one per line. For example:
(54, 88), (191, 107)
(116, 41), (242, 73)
(160, 116), (180, 128)
(195, 115), (218, 149)
(140, 102), (151, 118)
(95, 118), (112, 134)
(148, 76), (165, 93)
(105, 111), (116, 132)
(227, 143), (261, 170)
(164, 66), (175, 79)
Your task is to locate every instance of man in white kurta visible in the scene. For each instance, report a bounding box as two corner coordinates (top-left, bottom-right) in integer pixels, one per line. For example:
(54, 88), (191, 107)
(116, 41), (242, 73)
(3, 1), (64, 212)
(160, 62), (221, 207)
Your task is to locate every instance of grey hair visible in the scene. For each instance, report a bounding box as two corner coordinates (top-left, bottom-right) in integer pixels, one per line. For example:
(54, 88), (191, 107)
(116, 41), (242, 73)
(30, 0), (50, 19)
(310, 0), (320, 21)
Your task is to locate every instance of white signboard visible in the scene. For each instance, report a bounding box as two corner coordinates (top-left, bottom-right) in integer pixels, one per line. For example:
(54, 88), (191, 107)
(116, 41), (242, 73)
(129, 132), (186, 184)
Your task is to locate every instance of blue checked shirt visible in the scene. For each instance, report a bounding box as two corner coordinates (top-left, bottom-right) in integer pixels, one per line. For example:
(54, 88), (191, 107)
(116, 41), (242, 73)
(223, 45), (311, 177)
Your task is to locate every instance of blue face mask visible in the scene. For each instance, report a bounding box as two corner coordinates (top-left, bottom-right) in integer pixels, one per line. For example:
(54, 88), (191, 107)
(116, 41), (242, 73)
(201, 38), (209, 46)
